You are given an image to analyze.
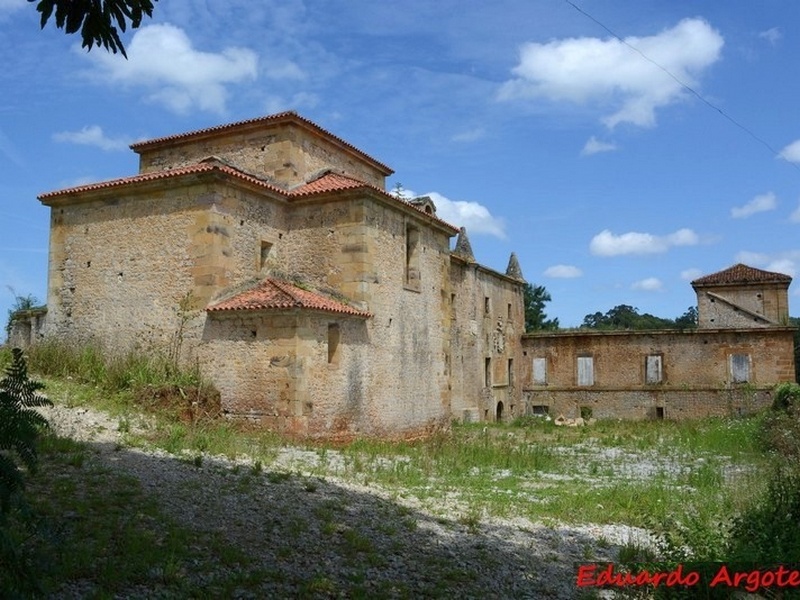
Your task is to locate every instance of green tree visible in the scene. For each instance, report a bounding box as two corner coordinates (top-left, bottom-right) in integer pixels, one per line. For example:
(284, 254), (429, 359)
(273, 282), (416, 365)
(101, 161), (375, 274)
(674, 306), (698, 329)
(524, 283), (559, 332)
(0, 349), (51, 515)
(581, 304), (677, 330)
(30, 0), (158, 58)
(5, 290), (40, 341)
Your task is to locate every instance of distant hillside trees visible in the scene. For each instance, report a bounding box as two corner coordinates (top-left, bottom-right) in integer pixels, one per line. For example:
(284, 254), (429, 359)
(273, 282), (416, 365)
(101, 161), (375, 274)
(581, 305), (698, 331)
(524, 283), (559, 332)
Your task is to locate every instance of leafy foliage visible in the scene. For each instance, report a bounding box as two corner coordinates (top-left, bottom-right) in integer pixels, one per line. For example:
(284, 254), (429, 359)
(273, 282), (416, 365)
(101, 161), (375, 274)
(523, 283), (559, 332)
(581, 304), (698, 330)
(4, 290), (40, 340)
(29, 0), (158, 58)
(0, 349), (52, 514)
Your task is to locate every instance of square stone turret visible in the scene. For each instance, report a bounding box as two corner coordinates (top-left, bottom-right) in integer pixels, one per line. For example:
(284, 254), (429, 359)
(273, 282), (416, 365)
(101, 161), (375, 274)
(692, 264), (792, 328)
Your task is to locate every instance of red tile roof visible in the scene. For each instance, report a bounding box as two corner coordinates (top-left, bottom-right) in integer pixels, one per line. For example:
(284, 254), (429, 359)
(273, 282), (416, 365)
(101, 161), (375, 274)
(38, 162), (287, 202)
(207, 278), (372, 317)
(692, 263), (792, 286)
(291, 172), (459, 232)
(129, 111), (394, 176)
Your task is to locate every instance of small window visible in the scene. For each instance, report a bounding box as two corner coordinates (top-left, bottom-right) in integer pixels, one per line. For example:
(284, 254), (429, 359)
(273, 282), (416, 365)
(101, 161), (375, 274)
(532, 357), (547, 385)
(655, 406), (665, 420)
(484, 297), (491, 315)
(531, 405), (549, 416)
(507, 303), (512, 319)
(484, 357), (491, 387)
(405, 224), (420, 289)
(327, 324), (340, 365)
(730, 354), (751, 383)
(645, 354), (663, 384)
(507, 358), (514, 387)
(580, 406), (593, 420)
(260, 241), (273, 272)
(577, 356), (594, 386)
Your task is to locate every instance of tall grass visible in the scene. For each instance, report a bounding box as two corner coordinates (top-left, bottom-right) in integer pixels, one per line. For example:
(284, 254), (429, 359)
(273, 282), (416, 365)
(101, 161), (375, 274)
(22, 338), (205, 392)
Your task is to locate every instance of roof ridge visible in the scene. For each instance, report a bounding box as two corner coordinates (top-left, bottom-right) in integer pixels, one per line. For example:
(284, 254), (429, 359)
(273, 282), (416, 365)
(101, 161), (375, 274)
(129, 111), (393, 175)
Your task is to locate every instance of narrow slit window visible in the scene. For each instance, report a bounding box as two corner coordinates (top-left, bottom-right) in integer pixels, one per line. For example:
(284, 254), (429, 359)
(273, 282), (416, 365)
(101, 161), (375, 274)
(327, 324), (340, 365)
(260, 241), (273, 272)
(405, 224), (420, 289)
(484, 357), (491, 387)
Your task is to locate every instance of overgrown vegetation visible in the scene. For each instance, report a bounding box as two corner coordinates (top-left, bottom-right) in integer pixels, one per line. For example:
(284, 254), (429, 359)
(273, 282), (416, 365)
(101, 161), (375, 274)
(18, 338), (220, 423)
(617, 383), (800, 599)
(0, 342), (797, 596)
(0, 349), (52, 596)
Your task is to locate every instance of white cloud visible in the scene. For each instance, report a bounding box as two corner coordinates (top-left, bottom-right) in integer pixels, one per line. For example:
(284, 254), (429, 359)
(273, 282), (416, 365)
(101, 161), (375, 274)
(731, 192), (777, 218)
(544, 264), (582, 278)
(452, 128), (486, 143)
(759, 27), (782, 46)
(680, 268), (703, 281)
(86, 24), (258, 115)
(735, 250), (800, 277)
(426, 192), (506, 238)
(391, 188), (505, 238)
(790, 200), (800, 223)
(779, 140), (800, 164)
(581, 136), (617, 155)
(498, 18), (723, 129)
(53, 125), (131, 151)
(632, 277), (663, 292)
(0, 0), (25, 14)
(590, 228), (699, 256)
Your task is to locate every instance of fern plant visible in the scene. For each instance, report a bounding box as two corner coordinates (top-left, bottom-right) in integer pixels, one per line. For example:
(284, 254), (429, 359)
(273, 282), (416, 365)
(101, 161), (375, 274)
(0, 348), (51, 515)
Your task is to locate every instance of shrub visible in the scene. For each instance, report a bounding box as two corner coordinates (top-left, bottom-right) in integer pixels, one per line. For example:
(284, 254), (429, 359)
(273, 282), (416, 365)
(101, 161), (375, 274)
(0, 349), (52, 514)
(772, 381), (800, 412)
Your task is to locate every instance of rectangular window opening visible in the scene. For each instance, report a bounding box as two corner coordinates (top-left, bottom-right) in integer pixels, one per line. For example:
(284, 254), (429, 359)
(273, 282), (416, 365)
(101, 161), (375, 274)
(327, 324), (340, 365)
(405, 224), (420, 289)
(484, 296), (491, 315)
(532, 357), (547, 385)
(577, 355), (594, 386)
(645, 354), (663, 384)
(507, 358), (514, 387)
(531, 405), (549, 416)
(260, 241), (273, 272)
(484, 357), (491, 387)
(730, 353), (751, 383)
(655, 406), (665, 420)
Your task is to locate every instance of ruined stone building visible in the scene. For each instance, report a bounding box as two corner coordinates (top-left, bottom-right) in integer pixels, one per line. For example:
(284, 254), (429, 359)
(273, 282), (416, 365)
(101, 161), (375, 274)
(11, 113), (796, 434)
(23, 112), (525, 437)
(521, 264), (795, 420)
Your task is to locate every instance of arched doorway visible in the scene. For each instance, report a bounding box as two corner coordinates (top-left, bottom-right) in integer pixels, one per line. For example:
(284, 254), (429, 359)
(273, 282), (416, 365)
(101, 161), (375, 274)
(496, 401), (504, 422)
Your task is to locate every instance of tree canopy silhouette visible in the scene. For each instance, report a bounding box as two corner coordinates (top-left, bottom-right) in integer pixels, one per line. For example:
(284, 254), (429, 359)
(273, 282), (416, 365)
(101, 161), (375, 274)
(30, 0), (158, 58)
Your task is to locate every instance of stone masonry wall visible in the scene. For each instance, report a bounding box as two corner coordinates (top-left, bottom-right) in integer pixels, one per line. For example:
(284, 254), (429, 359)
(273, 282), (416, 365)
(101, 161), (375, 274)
(136, 125), (387, 189)
(521, 328), (795, 420)
(696, 283), (790, 328)
(449, 258), (525, 423)
(43, 181), (290, 356)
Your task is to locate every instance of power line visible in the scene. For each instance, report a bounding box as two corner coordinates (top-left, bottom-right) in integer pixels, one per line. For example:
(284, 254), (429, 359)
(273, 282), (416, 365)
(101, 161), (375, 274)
(563, 0), (798, 171)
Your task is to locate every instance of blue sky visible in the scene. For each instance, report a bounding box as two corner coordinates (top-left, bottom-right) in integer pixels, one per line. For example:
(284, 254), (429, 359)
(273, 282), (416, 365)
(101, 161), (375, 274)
(2, 0), (800, 329)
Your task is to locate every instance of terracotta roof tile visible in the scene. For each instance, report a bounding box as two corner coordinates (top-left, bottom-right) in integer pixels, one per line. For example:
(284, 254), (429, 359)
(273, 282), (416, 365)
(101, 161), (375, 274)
(129, 111), (393, 175)
(207, 278), (372, 317)
(692, 263), (792, 286)
(38, 163), (286, 202)
(290, 172), (459, 232)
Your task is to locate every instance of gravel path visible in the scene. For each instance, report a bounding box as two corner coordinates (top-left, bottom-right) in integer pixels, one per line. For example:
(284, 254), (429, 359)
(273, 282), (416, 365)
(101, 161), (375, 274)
(39, 404), (651, 599)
